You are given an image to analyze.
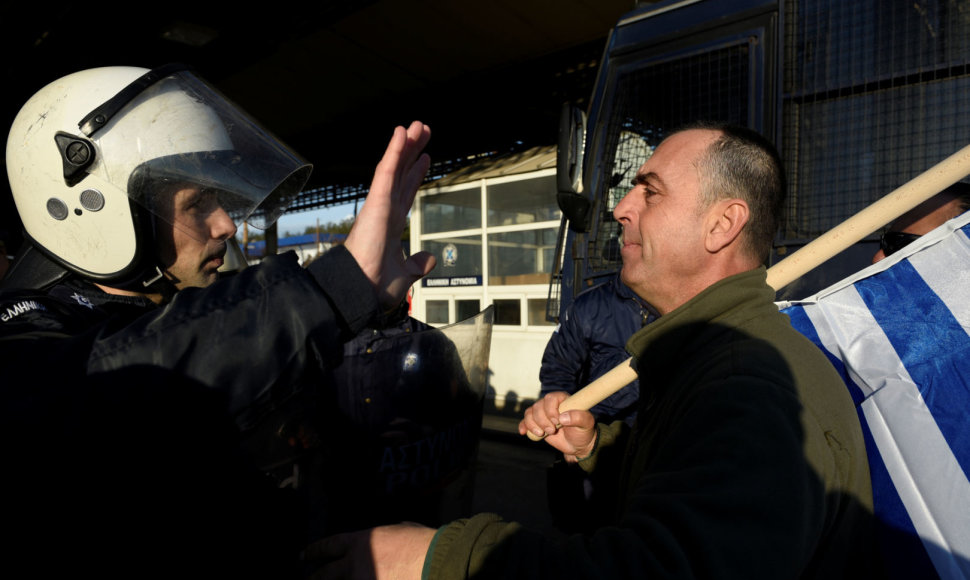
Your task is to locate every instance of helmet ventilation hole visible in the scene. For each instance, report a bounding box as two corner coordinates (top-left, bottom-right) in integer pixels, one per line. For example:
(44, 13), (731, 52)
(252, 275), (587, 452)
(79, 189), (105, 212)
(46, 198), (69, 220)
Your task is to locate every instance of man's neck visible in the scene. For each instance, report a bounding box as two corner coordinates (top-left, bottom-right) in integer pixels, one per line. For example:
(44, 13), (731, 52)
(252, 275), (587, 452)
(657, 256), (761, 315)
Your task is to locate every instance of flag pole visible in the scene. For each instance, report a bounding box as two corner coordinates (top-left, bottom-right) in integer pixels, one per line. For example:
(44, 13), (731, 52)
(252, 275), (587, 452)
(527, 142), (970, 441)
(766, 142), (970, 290)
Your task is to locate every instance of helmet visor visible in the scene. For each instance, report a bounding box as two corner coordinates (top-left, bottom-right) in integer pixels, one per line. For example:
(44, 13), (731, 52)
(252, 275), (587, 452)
(88, 68), (312, 236)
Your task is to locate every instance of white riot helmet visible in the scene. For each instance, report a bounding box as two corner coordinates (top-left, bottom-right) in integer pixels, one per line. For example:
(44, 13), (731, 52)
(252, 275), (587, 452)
(4, 64), (312, 290)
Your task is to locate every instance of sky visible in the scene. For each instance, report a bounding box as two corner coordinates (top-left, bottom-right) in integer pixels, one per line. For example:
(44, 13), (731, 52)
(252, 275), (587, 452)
(273, 201), (361, 238)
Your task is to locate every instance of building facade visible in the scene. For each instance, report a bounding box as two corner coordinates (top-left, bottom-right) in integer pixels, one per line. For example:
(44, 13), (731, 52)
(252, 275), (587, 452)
(410, 146), (561, 410)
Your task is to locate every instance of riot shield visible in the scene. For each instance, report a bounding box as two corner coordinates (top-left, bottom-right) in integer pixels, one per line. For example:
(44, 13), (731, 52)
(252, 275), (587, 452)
(307, 306), (494, 536)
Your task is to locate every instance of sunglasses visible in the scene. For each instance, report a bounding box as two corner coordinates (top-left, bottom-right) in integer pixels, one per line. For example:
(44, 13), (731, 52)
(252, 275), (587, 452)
(879, 231), (922, 257)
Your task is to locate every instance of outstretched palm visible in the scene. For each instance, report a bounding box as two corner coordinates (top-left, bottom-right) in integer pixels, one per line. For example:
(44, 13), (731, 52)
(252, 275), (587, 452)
(345, 121), (437, 310)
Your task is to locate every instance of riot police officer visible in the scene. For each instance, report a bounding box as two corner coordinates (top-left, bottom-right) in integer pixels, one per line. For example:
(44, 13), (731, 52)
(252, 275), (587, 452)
(0, 64), (435, 576)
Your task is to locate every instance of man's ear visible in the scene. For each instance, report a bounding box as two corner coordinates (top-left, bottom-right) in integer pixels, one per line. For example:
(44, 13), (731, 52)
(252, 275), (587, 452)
(705, 198), (749, 253)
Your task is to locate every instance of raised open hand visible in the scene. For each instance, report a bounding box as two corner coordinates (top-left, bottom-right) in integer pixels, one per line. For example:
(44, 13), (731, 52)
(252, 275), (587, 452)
(345, 121), (436, 310)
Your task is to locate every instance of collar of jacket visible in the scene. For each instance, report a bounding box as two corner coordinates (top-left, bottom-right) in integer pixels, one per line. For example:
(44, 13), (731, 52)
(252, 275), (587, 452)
(624, 266), (775, 370)
(612, 273), (660, 318)
(57, 277), (159, 309)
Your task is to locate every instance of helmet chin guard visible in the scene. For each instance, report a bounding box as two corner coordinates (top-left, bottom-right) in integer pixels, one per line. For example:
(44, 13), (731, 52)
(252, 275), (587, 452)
(5, 64), (312, 289)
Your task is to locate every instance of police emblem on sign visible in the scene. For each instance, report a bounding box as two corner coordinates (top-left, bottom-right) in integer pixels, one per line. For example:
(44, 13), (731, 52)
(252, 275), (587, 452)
(443, 243), (458, 267)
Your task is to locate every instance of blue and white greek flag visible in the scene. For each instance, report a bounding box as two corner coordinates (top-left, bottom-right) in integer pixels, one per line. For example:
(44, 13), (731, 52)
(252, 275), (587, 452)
(778, 211), (970, 579)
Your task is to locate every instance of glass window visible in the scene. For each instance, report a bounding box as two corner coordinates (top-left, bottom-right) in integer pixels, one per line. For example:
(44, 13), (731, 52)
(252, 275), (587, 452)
(425, 300), (449, 325)
(456, 299), (481, 322)
(486, 175), (560, 226)
(527, 298), (555, 326)
(420, 187), (481, 234)
(487, 227), (558, 285)
(493, 299), (521, 326)
(422, 235), (483, 279)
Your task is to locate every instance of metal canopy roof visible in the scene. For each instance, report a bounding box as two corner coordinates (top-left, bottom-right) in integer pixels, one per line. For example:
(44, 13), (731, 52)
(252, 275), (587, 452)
(422, 145), (558, 190)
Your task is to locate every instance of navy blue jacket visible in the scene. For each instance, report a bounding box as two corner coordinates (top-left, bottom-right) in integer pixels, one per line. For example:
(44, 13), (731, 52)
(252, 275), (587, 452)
(539, 273), (657, 424)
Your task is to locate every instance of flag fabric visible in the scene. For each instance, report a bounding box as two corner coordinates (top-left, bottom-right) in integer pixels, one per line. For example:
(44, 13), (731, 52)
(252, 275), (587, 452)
(777, 211), (970, 579)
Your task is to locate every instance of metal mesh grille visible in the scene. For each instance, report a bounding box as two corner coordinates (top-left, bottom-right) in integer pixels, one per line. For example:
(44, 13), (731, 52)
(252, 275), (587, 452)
(782, 0), (970, 239)
(546, 216), (568, 321)
(588, 41), (752, 275)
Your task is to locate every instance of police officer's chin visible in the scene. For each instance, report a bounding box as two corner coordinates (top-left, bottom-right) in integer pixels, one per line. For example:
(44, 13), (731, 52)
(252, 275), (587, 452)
(169, 267), (220, 292)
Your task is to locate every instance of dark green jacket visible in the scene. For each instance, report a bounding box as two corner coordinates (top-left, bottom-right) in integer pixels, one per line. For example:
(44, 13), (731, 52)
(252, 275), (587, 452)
(425, 267), (877, 579)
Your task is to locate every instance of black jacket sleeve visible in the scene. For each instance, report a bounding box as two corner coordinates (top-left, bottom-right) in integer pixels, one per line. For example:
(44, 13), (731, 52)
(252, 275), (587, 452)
(86, 247), (380, 429)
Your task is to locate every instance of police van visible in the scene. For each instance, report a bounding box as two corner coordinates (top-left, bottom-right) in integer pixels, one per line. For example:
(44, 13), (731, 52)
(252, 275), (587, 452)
(551, 0), (970, 314)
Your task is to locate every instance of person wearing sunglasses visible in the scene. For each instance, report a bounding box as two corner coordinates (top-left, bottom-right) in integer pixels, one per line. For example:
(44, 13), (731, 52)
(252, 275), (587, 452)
(872, 182), (970, 263)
